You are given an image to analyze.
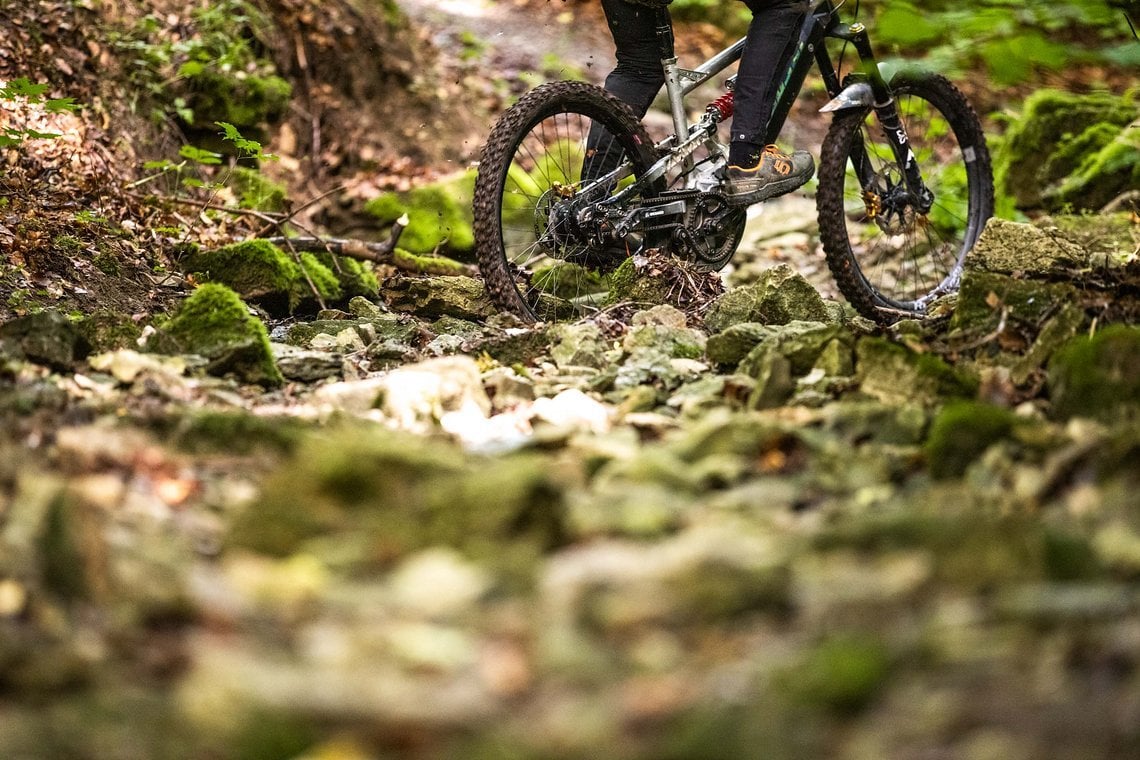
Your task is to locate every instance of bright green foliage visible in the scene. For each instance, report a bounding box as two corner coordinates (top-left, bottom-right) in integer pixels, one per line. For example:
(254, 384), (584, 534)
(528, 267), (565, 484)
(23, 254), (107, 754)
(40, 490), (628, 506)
(150, 283), (283, 387)
(925, 401), (1019, 479)
(1048, 325), (1140, 421)
(364, 170), (476, 254)
(868, 0), (1133, 85)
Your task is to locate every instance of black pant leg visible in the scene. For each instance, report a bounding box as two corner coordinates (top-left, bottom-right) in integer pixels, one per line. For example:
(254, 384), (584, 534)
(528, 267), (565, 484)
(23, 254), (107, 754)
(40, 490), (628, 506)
(730, 0), (806, 147)
(599, 0), (666, 117)
(584, 0), (666, 182)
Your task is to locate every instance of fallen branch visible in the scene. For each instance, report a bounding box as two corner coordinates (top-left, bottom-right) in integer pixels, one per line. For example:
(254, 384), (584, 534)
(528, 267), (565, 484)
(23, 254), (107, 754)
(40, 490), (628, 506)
(263, 215), (477, 276)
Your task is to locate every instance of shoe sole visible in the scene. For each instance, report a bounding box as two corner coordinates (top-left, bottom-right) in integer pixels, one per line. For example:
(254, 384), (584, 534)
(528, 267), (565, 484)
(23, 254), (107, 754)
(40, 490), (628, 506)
(725, 173), (813, 207)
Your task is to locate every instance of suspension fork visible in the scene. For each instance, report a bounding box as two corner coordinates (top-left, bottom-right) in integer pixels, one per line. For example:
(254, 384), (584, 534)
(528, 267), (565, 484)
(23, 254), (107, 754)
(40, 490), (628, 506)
(841, 23), (934, 212)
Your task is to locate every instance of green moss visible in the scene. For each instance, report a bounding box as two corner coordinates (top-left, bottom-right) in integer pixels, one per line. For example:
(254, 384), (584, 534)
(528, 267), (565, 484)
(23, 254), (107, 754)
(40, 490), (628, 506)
(994, 89), (1138, 210)
(782, 634), (890, 713)
(182, 239), (299, 308)
(92, 246), (120, 276)
(228, 166), (287, 212)
(952, 272), (1082, 334)
(364, 170), (476, 254)
(296, 252), (341, 303)
(704, 264), (833, 332)
(78, 310), (143, 352)
(925, 400), (1019, 479)
(1048, 122), (1140, 211)
(392, 247), (471, 276)
(53, 234), (82, 254)
(606, 255), (672, 306)
(150, 283), (283, 386)
(309, 252), (379, 299)
(1048, 324), (1140, 421)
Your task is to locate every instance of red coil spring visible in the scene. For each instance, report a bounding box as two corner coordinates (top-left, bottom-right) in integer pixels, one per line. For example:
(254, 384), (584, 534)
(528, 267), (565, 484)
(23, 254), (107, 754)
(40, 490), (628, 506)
(707, 91), (734, 122)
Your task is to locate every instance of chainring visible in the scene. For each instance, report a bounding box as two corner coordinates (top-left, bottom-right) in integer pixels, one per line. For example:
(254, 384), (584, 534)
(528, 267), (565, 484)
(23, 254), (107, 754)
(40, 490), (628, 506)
(680, 191), (747, 270)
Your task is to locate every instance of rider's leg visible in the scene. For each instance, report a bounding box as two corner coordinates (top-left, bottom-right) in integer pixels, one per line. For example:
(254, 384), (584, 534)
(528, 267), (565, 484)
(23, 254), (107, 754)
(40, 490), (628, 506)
(583, 0), (664, 181)
(724, 0), (815, 205)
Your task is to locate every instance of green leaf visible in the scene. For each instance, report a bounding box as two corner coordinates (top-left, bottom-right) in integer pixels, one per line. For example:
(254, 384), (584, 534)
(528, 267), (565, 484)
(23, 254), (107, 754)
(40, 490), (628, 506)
(44, 97), (80, 114)
(1, 77), (50, 99)
(142, 159), (175, 170)
(24, 129), (61, 140)
(179, 144), (222, 165)
(182, 177), (207, 188)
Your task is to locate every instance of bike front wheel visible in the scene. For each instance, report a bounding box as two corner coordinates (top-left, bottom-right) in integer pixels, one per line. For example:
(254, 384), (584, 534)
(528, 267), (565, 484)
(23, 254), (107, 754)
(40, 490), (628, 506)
(473, 81), (662, 323)
(816, 72), (994, 323)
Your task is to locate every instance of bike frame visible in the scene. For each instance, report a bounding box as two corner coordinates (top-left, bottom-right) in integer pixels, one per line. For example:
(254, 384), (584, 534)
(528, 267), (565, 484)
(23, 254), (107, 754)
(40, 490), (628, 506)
(597, 0), (931, 214)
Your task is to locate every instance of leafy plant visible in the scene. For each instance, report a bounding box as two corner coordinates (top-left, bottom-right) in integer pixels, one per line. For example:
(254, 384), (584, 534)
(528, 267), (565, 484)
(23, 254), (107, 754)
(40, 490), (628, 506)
(0, 77), (81, 147)
(110, 0), (290, 131)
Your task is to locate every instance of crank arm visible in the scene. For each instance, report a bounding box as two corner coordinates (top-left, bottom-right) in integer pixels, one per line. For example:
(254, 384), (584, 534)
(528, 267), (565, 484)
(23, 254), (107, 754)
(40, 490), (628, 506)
(613, 199), (689, 238)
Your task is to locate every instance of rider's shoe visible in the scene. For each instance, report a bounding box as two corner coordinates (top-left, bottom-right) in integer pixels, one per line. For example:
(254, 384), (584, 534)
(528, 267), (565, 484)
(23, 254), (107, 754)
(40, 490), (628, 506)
(723, 145), (815, 206)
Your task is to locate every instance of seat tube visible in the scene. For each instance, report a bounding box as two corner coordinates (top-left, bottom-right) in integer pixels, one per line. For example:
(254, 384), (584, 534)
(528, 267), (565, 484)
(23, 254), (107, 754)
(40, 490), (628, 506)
(654, 8), (691, 166)
(663, 58), (689, 142)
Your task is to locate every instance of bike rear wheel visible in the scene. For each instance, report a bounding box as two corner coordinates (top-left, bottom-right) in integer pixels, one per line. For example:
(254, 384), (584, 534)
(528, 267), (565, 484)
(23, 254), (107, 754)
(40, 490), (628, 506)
(816, 72), (994, 323)
(473, 81), (661, 322)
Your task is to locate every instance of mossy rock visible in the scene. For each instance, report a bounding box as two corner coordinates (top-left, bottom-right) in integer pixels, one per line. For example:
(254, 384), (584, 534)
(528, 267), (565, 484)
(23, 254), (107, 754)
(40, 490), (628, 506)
(737, 321), (845, 378)
(963, 218), (1086, 277)
(147, 284), (283, 387)
(704, 264), (834, 332)
(77, 310), (143, 353)
(381, 275), (496, 320)
(856, 337), (978, 406)
(364, 170), (476, 255)
(925, 400), (1020, 479)
(285, 315), (420, 348)
(228, 428), (566, 582)
(1046, 118), (1140, 212)
(296, 252), (342, 304)
(183, 240), (347, 314)
(310, 252), (379, 299)
(994, 89), (1138, 210)
(532, 262), (606, 301)
(182, 239), (299, 311)
(1048, 213), (1140, 264)
(951, 271), (1082, 334)
(781, 634), (890, 713)
(228, 166), (287, 212)
(1047, 324), (1140, 421)
(0, 310), (91, 371)
(606, 255), (670, 306)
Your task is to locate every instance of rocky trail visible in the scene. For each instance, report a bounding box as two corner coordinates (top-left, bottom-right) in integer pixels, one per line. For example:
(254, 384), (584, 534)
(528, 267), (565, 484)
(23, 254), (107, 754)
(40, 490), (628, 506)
(2, 0), (1140, 758)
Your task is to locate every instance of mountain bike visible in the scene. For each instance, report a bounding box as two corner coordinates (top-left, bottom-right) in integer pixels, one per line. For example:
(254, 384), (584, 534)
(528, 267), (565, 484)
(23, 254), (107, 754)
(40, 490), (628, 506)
(472, 0), (994, 324)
